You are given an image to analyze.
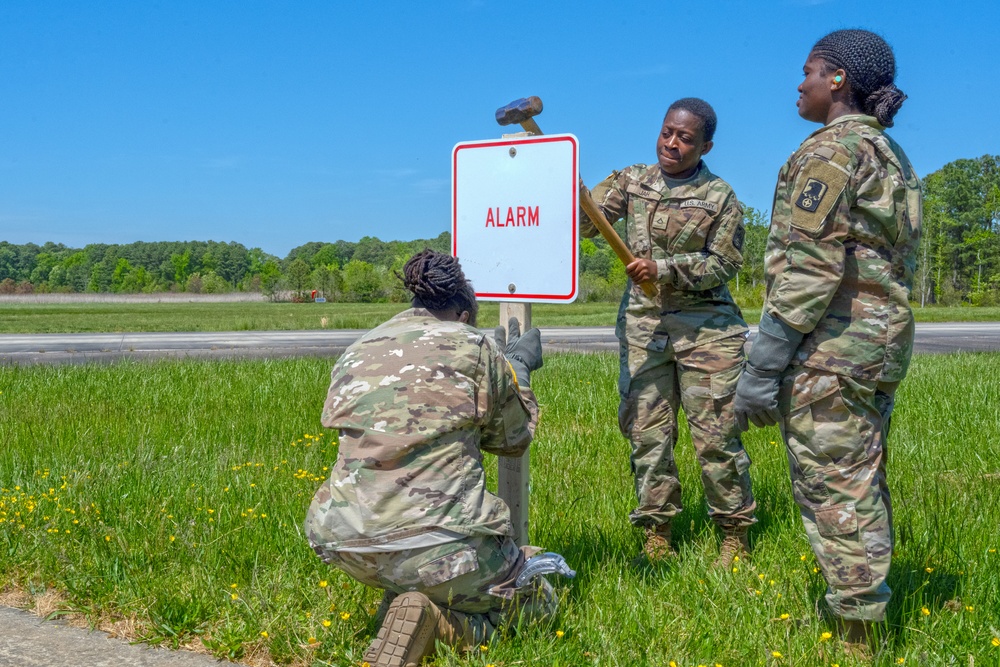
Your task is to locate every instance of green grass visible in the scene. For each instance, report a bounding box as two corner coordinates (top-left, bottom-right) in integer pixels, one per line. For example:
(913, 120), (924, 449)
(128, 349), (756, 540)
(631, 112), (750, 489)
(1, 353), (999, 666)
(1, 300), (999, 334)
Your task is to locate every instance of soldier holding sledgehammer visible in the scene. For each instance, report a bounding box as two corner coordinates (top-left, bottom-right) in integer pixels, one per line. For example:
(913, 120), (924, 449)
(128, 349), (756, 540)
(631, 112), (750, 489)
(582, 98), (757, 567)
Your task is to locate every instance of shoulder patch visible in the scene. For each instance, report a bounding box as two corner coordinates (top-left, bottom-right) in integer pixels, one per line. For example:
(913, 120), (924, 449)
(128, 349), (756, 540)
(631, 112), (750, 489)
(790, 159), (849, 234)
(680, 199), (720, 214)
(732, 224), (745, 252)
(795, 178), (828, 212)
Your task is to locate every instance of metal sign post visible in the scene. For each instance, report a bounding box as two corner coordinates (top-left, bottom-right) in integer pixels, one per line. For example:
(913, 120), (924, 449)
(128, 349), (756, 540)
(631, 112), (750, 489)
(452, 131), (578, 545)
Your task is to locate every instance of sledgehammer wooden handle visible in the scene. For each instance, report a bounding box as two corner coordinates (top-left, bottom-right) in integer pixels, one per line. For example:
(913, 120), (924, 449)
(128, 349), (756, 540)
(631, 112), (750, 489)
(579, 186), (658, 298)
(495, 97), (658, 299)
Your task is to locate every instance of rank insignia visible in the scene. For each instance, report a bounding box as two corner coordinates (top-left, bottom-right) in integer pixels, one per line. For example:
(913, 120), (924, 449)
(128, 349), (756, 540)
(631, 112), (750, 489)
(795, 178), (828, 212)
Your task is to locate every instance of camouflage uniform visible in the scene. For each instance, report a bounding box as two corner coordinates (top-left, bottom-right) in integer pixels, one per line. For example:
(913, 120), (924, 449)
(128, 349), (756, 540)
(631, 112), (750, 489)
(583, 161), (756, 531)
(764, 114), (921, 621)
(305, 308), (552, 643)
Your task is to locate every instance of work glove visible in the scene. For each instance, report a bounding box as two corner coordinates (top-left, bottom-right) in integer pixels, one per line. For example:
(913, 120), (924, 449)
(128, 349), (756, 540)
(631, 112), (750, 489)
(494, 317), (543, 388)
(733, 312), (804, 431)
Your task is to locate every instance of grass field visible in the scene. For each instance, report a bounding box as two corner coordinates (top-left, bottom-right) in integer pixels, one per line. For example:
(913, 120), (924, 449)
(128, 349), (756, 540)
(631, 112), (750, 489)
(1, 300), (999, 334)
(1, 353), (999, 666)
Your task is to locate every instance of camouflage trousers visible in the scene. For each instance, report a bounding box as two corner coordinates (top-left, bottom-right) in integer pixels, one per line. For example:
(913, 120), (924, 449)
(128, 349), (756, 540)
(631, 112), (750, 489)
(618, 333), (756, 530)
(321, 535), (555, 646)
(778, 365), (898, 622)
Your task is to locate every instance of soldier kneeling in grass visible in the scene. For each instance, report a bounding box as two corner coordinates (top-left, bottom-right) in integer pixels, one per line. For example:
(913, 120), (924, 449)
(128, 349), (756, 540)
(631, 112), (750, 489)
(305, 249), (572, 667)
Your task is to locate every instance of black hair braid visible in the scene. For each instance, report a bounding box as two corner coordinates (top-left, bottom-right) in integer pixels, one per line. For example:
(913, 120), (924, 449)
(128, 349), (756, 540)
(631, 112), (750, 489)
(812, 28), (906, 127)
(399, 249), (478, 323)
(866, 85), (908, 128)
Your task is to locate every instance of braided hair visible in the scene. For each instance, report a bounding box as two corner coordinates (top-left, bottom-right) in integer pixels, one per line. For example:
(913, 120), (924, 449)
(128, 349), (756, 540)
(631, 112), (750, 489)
(811, 29), (907, 127)
(399, 249), (479, 325)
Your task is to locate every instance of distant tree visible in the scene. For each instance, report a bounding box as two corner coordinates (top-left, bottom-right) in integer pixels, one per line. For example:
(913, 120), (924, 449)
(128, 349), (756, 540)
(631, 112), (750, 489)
(312, 264), (343, 300)
(170, 250), (191, 285)
(343, 259), (384, 302)
(287, 258), (312, 298)
(735, 205), (769, 290)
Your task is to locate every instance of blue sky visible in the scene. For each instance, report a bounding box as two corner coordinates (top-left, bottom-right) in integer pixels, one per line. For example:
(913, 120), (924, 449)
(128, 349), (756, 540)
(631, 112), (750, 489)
(2, 0), (997, 258)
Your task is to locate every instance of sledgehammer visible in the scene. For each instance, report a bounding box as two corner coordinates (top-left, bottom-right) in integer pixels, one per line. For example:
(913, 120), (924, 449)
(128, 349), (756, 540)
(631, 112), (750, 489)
(495, 96), (658, 298)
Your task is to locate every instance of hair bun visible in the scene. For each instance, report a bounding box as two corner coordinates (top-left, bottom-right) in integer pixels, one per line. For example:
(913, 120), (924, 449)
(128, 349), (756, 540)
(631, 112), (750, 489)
(400, 249), (467, 311)
(866, 85), (907, 127)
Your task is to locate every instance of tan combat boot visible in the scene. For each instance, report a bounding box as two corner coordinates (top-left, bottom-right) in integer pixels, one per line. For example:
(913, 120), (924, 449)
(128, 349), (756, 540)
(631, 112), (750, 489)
(362, 591), (441, 667)
(642, 524), (676, 561)
(713, 527), (750, 570)
(839, 619), (875, 660)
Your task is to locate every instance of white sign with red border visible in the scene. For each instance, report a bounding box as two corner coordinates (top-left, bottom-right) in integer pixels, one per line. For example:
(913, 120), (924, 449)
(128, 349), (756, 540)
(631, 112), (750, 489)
(452, 133), (578, 303)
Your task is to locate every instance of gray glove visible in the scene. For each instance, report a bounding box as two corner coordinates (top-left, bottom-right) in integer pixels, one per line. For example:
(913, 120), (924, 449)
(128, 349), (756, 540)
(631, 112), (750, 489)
(734, 312), (804, 431)
(494, 317), (543, 387)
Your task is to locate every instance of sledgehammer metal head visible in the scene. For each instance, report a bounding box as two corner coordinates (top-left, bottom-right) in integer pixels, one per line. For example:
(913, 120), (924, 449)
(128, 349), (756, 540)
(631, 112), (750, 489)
(495, 96), (544, 135)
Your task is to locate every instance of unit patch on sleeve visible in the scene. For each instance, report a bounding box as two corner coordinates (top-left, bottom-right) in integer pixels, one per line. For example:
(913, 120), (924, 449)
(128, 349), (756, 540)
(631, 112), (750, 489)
(789, 158), (849, 234)
(732, 224), (745, 252)
(795, 178), (828, 212)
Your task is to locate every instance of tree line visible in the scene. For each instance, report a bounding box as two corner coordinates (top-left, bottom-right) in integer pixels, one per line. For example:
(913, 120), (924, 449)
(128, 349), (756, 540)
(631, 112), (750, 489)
(2, 155), (997, 305)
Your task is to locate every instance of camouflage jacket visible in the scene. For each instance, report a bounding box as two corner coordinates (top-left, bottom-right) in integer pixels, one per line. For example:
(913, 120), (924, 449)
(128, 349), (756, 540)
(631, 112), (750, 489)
(582, 162), (748, 353)
(304, 308), (539, 550)
(764, 115), (922, 381)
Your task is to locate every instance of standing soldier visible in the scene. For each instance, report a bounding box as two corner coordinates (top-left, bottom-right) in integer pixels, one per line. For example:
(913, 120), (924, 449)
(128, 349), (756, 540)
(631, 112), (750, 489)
(734, 29), (920, 652)
(305, 250), (563, 667)
(582, 98), (756, 567)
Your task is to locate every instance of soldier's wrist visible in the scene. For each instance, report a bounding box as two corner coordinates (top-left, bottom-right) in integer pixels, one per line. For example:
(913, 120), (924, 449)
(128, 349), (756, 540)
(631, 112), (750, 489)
(654, 259), (674, 284)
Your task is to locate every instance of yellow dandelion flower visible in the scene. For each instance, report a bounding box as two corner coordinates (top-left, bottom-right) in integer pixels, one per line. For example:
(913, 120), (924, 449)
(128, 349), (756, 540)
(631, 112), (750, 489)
(896, 659), (904, 665)
(340, 612), (350, 620)
(307, 636), (316, 643)
(670, 662), (678, 667)
(732, 566), (739, 573)
(231, 583), (237, 588)
(800, 554), (807, 561)
(921, 607), (930, 616)
(260, 631), (268, 638)
(319, 580), (328, 588)
(169, 535), (175, 542)
(322, 619), (331, 627)
(780, 613), (789, 620)
(812, 567), (819, 573)
(556, 630), (564, 638)
(832, 664), (840, 667)
(230, 593), (238, 600)
(480, 645), (489, 652)
(821, 631), (832, 641)
(989, 549), (996, 553)
(104, 536), (111, 542)
(966, 605), (975, 612)
(758, 574), (766, 580)
(925, 567), (934, 573)
(733, 555), (740, 563)
(992, 637), (1000, 647)
(772, 651), (783, 658)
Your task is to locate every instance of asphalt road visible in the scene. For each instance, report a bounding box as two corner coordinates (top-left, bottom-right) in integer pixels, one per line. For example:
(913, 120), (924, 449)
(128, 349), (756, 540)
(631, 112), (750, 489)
(1, 322), (1000, 365)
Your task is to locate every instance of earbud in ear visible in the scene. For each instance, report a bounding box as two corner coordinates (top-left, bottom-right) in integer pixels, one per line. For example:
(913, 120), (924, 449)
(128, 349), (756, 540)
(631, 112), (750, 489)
(834, 75), (843, 83)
